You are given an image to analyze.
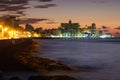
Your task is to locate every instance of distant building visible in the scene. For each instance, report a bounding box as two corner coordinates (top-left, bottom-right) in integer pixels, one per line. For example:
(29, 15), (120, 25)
(100, 33), (112, 38)
(50, 28), (62, 37)
(59, 20), (80, 37)
(81, 23), (100, 38)
(35, 27), (43, 34)
(40, 20), (112, 38)
(25, 24), (34, 32)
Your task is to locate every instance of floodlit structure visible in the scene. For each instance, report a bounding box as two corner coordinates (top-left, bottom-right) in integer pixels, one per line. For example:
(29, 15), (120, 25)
(0, 16), (35, 39)
(59, 20), (80, 37)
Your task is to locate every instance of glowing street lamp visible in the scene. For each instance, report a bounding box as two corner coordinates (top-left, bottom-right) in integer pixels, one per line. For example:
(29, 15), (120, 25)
(0, 25), (4, 38)
(4, 27), (8, 32)
(0, 25), (3, 38)
(0, 25), (2, 28)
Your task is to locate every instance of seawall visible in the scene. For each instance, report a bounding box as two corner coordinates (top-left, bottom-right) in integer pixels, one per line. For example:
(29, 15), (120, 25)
(0, 38), (77, 80)
(0, 38), (32, 50)
(0, 38), (72, 72)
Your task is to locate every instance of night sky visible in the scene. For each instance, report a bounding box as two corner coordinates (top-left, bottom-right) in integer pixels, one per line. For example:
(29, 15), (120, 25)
(0, 0), (120, 35)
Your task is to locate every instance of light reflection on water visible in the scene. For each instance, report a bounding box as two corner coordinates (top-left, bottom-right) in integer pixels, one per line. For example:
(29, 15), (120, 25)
(35, 39), (120, 80)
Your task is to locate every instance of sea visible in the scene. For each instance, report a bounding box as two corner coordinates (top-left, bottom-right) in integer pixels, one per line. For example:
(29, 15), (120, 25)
(35, 38), (120, 80)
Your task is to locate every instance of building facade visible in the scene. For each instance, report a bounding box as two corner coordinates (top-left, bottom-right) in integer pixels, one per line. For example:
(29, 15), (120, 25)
(59, 20), (80, 37)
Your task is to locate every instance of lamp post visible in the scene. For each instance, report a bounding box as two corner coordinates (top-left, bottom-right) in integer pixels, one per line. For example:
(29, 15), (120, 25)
(0, 25), (3, 38)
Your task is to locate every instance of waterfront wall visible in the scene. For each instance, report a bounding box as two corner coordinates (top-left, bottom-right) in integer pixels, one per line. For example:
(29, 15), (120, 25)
(0, 38), (32, 50)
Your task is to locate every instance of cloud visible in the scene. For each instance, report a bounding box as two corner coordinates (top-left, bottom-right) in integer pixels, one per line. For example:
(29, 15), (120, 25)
(16, 11), (26, 16)
(0, 15), (20, 20)
(0, 0), (53, 5)
(0, 5), (30, 12)
(0, 0), (28, 4)
(0, 15), (20, 22)
(0, 0), (55, 16)
(0, 15), (48, 24)
(34, 4), (57, 8)
(0, 0), (55, 25)
(20, 18), (48, 24)
(102, 26), (108, 29)
(46, 20), (58, 24)
(91, 0), (108, 4)
(0, 4), (10, 11)
(0, 4), (30, 17)
(115, 26), (120, 30)
(0, 4), (8, 8)
(0, 15), (9, 22)
(38, 0), (53, 2)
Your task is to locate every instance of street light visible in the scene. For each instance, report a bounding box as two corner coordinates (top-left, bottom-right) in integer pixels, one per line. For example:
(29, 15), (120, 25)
(0, 25), (2, 28)
(4, 27), (8, 32)
(0, 25), (3, 38)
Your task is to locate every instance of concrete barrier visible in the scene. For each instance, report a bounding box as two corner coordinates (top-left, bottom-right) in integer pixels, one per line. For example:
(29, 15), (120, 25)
(0, 38), (32, 49)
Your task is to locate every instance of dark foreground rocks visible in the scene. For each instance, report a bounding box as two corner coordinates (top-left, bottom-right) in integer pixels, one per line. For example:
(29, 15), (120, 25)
(8, 75), (77, 80)
(0, 39), (72, 72)
(0, 39), (77, 80)
(9, 77), (21, 80)
(13, 39), (72, 72)
(28, 75), (77, 80)
(0, 71), (3, 80)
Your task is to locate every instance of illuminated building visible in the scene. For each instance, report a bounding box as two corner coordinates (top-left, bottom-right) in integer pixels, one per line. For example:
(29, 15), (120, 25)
(59, 20), (80, 37)
(81, 23), (100, 38)
(3, 16), (20, 38)
(0, 16), (34, 39)
(0, 25), (3, 38)
(100, 33), (112, 38)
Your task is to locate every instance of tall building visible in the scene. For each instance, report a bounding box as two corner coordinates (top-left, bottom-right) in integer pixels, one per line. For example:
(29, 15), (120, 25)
(59, 20), (80, 37)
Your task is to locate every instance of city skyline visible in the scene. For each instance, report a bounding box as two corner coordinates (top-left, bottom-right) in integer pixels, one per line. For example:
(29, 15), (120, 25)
(0, 0), (120, 35)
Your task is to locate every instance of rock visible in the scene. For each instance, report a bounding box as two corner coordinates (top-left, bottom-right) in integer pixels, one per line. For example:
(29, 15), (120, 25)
(50, 75), (77, 80)
(9, 77), (21, 80)
(0, 39), (72, 72)
(0, 71), (3, 80)
(28, 75), (77, 80)
(13, 41), (72, 72)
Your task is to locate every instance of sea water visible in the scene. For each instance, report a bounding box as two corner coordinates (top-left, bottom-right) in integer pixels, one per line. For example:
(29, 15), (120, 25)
(35, 39), (120, 80)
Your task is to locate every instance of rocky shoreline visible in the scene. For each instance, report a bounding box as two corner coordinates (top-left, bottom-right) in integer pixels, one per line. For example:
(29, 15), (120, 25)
(0, 39), (77, 80)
